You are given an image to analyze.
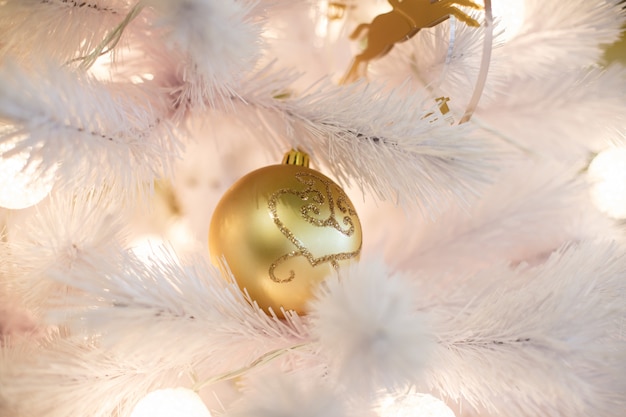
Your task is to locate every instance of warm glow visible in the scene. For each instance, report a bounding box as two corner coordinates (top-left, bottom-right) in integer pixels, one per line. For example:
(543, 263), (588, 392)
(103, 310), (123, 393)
(130, 235), (164, 259)
(130, 220), (197, 264)
(130, 388), (212, 417)
(492, 0), (525, 41)
(378, 391), (456, 417)
(0, 138), (55, 210)
(129, 235), (180, 266)
(88, 52), (113, 80)
(588, 147), (626, 219)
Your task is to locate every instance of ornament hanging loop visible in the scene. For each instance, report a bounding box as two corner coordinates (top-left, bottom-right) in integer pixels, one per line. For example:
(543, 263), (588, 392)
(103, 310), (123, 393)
(459, 0), (493, 124)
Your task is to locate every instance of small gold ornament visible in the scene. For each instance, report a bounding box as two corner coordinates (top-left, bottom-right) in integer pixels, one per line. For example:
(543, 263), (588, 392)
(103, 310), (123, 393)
(209, 150), (362, 316)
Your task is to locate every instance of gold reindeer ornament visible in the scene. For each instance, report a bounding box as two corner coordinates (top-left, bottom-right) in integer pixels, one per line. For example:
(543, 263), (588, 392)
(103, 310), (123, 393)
(340, 0), (482, 84)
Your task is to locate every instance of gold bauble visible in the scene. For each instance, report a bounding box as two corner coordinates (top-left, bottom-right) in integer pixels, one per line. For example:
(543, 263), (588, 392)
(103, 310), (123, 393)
(209, 150), (362, 315)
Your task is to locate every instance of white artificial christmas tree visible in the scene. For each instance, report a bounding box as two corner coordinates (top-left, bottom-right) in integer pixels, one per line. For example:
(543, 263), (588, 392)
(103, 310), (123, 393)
(1, 1), (625, 416)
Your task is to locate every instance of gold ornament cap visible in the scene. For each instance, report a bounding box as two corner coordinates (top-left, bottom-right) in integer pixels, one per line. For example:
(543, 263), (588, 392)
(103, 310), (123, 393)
(281, 149), (310, 167)
(209, 150), (362, 316)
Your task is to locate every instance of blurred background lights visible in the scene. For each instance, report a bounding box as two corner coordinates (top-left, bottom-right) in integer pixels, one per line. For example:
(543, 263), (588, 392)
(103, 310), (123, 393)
(129, 235), (168, 264)
(130, 388), (212, 417)
(491, 0), (525, 41)
(588, 147), (626, 219)
(378, 391), (456, 417)
(0, 138), (55, 210)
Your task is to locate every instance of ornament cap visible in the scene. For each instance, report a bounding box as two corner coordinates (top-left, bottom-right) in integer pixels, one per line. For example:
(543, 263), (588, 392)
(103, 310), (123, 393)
(282, 149), (310, 167)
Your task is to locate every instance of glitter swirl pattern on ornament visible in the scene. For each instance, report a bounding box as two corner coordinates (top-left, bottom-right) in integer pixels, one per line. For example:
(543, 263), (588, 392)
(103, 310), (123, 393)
(267, 171), (361, 283)
(209, 162), (363, 315)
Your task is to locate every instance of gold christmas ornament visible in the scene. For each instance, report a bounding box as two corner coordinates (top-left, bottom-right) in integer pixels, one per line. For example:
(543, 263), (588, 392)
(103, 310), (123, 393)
(209, 150), (362, 315)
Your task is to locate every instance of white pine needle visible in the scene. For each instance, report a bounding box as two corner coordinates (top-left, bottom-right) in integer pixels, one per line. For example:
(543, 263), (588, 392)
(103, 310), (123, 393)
(144, 0), (263, 113)
(0, 1), (625, 417)
(424, 240), (626, 417)
(0, 336), (181, 417)
(3, 189), (127, 312)
(0, 0), (133, 64)
(232, 69), (504, 213)
(49, 246), (310, 376)
(476, 66), (626, 158)
(501, 0), (625, 77)
(308, 259), (435, 395)
(0, 62), (180, 197)
(386, 161), (615, 277)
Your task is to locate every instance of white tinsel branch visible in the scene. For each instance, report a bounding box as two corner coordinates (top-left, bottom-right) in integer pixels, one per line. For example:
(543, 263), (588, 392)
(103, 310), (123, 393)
(0, 336), (180, 417)
(1, 189), (127, 312)
(385, 161), (615, 276)
(0, 0), (134, 65)
(227, 67), (506, 212)
(424, 240), (626, 417)
(0, 62), (179, 196)
(501, 0), (625, 77)
(309, 260), (435, 396)
(133, 0), (265, 116)
(46, 246), (309, 376)
(476, 65), (626, 158)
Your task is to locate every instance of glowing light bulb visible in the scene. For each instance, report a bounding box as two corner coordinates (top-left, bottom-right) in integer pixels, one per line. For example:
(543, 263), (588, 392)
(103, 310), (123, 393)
(0, 139), (55, 210)
(130, 235), (163, 258)
(588, 147), (626, 219)
(378, 391), (456, 417)
(129, 235), (183, 266)
(130, 388), (212, 417)
(130, 221), (197, 264)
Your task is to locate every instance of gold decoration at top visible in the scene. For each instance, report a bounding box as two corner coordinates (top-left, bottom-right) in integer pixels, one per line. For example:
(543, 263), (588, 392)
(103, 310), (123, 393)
(282, 149), (310, 167)
(340, 0), (482, 84)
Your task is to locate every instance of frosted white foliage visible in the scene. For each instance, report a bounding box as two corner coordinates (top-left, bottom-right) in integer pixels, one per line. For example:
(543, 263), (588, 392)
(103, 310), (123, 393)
(1, 0), (626, 416)
(51, 246), (309, 375)
(502, 0), (625, 76)
(0, 62), (179, 195)
(0, 337), (182, 417)
(425, 240), (626, 417)
(145, 0), (262, 112)
(234, 69), (502, 211)
(229, 371), (345, 417)
(0, 0), (132, 64)
(309, 260), (434, 395)
(387, 161), (615, 277)
(147, 0), (261, 75)
(476, 65), (626, 158)
(2, 189), (127, 311)
(129, 39), (236, 118)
